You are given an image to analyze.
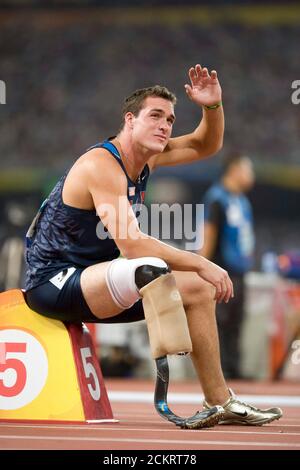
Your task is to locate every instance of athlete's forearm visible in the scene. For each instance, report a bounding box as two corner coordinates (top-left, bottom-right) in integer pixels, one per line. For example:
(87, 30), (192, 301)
(122, 233), (202, 273)
(119, 228), (233, 302)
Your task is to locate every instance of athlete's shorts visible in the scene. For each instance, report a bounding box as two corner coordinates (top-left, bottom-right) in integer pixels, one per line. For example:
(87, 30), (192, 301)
(25, 267), (145, 324)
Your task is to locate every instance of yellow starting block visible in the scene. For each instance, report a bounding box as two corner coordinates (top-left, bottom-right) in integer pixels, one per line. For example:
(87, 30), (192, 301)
(0, 289), (115, 423)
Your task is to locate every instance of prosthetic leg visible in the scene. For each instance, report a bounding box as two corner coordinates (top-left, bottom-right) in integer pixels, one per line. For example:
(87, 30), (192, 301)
(136, 264), (224, 429)
(154, 356), (224, 429)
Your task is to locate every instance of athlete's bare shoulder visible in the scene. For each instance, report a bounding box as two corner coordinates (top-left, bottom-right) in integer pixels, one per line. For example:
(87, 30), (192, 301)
(63, 147), (127, 210)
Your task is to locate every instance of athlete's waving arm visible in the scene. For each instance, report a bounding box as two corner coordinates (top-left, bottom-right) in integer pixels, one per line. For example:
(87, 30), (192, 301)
(149, 64), (224, 170)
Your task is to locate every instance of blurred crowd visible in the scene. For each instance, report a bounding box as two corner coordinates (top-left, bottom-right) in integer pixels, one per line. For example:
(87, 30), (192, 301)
(0, 12), (300, 172)
(0, 10), (300, 284)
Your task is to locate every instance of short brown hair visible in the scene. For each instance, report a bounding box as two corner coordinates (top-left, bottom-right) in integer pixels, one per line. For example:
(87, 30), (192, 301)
(121, 85), (177, 128)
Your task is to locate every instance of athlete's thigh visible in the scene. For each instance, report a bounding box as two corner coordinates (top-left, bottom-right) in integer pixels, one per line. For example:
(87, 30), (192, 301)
(80, 261), (123, 318)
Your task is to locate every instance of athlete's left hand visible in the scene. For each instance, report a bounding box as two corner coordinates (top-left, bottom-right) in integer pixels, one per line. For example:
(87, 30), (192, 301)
(185, 64), (222, 107)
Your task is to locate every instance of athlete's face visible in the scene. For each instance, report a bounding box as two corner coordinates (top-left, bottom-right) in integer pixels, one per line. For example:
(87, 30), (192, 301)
(129, 97), (175, 153)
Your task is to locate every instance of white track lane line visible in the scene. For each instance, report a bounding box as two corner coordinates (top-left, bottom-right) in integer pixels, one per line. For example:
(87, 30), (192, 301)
(0, 434), (300, 448)
(108, 391), (300, 407)
(0, 424), (299, 437)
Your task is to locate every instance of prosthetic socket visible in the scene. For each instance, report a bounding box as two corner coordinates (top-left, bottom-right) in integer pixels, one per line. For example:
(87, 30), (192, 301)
(138, 268), (193, 359)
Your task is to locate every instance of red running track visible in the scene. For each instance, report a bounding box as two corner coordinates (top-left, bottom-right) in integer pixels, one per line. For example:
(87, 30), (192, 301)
(0, 379), (300, 450)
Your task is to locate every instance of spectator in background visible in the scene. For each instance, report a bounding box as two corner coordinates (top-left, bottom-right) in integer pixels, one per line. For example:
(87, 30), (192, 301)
(199, 153), (255, 379)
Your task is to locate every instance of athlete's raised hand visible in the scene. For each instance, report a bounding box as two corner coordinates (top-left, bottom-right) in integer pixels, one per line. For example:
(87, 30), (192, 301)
(185, 64), (222, 108)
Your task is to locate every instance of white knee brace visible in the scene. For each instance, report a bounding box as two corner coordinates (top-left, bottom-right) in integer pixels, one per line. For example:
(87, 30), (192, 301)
(105, 257), (168, 309)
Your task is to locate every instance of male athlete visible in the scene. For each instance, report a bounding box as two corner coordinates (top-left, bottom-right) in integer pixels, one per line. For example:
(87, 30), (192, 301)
(25, 64), (282, 427)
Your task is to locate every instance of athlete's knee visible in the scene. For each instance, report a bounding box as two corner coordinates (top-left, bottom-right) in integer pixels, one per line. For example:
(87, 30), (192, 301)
(182, 274), (215, 308)
(105, 257), (169, 309)
(192, 279), (215, 305)
(198, 280), (216, 305)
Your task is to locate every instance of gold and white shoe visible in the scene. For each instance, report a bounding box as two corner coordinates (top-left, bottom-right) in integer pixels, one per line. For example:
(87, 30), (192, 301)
(203, 389), (283, 426)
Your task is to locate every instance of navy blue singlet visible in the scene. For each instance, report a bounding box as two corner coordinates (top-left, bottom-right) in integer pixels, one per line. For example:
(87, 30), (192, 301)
(25, 140), (150, 291)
